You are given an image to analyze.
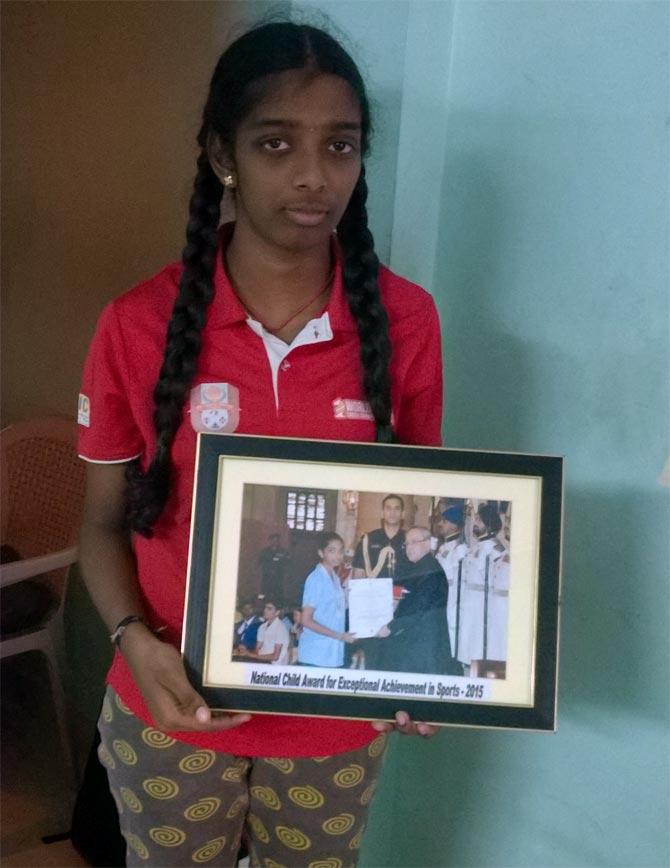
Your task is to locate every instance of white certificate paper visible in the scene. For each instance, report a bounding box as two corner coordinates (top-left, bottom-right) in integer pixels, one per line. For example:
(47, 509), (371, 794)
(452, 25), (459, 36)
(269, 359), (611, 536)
(347, 578), (394, 639)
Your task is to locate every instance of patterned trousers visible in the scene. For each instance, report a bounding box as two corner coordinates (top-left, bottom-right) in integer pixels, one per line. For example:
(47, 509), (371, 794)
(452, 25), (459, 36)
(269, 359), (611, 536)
(97, 687), (388, 867)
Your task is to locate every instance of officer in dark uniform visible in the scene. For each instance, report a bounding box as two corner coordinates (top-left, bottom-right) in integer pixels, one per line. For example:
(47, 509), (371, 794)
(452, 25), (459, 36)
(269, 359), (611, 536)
(352, 494), (408, 582)
(350, 494), (408, 669)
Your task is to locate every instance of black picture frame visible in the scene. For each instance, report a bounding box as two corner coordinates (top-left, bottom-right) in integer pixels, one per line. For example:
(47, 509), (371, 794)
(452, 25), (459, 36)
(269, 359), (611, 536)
(182, 434), (562, 731)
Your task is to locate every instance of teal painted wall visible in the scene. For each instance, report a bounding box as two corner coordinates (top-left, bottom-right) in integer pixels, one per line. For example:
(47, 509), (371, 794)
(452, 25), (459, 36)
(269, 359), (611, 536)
(300, 1), (669, 865)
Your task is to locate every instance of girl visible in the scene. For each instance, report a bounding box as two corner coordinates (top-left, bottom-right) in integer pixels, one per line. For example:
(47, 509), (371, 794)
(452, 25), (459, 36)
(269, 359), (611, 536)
(78, 21), (442, 867)
(298, 532), (354, 667)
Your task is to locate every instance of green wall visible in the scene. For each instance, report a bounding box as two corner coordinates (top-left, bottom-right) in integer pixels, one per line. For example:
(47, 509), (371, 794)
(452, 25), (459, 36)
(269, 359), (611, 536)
(300, 1), (670, 865)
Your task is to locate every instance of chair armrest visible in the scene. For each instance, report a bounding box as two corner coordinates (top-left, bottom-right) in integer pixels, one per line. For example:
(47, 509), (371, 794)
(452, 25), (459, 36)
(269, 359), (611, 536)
(0, 546), (78, 588)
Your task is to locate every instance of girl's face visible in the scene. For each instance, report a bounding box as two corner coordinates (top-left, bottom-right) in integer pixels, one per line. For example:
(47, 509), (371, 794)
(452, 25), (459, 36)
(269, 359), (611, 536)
(319, 539), (344, 570)
(225, 69), (363, 252)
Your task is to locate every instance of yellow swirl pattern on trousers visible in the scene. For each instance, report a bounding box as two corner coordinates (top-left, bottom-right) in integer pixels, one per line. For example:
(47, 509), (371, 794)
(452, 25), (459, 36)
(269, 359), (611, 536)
(126, 833), (149, 860)
(101, 694), (113, 723)
(247, 813), (270, 844)
(142, 776), (180, 800)
(112, 739), (138, 766)
(226, 794), (247, 819)
(148, 826), (186, 847)
(263, 859), (286, 868)
(120, 787), (143, 813)
(360, 781), (378, 805)
(332, 764), (364, 788)
(321, 813), (355, 835)
(97, 743), (116, 770)
(287, 785), (325, 809)
(183, 797), (221, 822)
(179, 750), (216, 774)
(367, 733), (387, 757)
(221, 764), (243, 782)
(275, 826), (311, 851)
(141, 727), (176, 749)
(263, 757), (295, 774)
(191, 836), (226, 863)
(250, 785), (282, 810)
(114, 693), (133, 715)
(348, 825), (365, 850)
(308, 859), (343, 868)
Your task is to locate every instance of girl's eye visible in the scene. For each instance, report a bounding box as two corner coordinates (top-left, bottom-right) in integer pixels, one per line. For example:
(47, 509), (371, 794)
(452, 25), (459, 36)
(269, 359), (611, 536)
(330, 141), (356, 155)
(261, 138), (289, 152)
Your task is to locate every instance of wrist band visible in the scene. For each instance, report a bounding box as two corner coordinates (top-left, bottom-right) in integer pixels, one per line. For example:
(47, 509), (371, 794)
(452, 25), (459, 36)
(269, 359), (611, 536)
(110, 615), (165, 648)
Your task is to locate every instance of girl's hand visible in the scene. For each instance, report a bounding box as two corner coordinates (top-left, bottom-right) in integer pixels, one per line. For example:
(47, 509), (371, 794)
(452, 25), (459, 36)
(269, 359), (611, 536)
(371, 710), (438, 738)
(122, 624), (251, 733)
(341, 631), (357, 644)
(376, 625), (391, 638)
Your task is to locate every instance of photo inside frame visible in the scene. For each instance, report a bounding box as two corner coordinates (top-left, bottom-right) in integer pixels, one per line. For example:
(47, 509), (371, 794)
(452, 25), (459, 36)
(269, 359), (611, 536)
(199, 454), (544, 710)
(231, 484), (513, 681)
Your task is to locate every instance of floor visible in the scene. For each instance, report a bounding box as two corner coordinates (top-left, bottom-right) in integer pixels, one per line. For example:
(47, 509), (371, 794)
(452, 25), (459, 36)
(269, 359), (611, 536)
(0, 574), (253, 868)
(1, 653), (89, 867)
(0, 653), (251, 868)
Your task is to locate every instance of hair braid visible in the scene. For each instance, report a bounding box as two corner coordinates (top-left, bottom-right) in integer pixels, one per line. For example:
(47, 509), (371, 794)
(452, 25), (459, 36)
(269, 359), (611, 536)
(122, 23), (383, 533)
(338, 167), (395, 443)
(125, 152), (223, 535)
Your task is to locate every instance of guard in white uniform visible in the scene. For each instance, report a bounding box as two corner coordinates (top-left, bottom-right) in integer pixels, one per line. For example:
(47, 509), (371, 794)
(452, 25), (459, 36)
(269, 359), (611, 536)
(458, 504), (507, 671)
(434, 504), (468, 664)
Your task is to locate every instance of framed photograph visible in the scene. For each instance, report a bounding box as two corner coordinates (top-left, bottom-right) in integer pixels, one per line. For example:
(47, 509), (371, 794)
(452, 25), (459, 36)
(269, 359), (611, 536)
(182, 435), (562, 731)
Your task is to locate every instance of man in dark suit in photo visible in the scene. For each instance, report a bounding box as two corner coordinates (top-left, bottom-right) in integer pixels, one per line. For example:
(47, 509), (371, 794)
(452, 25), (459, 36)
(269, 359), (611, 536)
(375, 526), (454, 675)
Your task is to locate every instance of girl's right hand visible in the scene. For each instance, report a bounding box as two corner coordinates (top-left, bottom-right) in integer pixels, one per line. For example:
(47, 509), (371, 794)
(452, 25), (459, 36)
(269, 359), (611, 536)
(121, 623), (251, 733)
(341, 631), (357, 644)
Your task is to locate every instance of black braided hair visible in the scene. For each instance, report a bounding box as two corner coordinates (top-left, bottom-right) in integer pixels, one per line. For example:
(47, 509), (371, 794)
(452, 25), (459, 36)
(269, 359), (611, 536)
(125, 152), (222, 535)
(126, 22), (394, 535)
(337, 166), (394, 443)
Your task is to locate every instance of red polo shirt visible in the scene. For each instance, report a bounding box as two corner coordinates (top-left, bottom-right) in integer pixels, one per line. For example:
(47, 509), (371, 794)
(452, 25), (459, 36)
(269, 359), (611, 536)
(78, 228), (443, 756)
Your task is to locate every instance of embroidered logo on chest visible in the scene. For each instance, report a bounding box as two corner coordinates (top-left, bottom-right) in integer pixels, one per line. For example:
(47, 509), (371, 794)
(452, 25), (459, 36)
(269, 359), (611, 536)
(190, 383), (240, 432)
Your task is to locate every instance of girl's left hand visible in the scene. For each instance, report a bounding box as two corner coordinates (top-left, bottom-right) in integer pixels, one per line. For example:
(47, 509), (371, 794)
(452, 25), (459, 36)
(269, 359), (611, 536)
(371, 711), (438, 738)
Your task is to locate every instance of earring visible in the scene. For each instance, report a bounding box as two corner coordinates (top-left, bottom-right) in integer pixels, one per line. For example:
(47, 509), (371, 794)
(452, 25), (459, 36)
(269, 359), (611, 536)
(222, 172), (237, 188)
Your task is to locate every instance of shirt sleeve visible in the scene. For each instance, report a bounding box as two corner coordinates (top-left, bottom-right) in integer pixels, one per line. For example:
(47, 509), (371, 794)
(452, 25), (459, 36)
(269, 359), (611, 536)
(275, 620), (290, 646)
(395, 296), (443, 447)
(301, 571), (324, 610)
(77, 301), (144, 462)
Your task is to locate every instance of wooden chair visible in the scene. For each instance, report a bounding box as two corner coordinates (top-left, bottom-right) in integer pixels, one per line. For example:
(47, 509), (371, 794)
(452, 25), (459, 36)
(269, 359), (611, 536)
(1, 416), (86, 790)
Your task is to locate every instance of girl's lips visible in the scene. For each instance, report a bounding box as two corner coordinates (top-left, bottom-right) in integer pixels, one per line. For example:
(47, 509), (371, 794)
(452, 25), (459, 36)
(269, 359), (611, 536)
(284, 207), (329, 227)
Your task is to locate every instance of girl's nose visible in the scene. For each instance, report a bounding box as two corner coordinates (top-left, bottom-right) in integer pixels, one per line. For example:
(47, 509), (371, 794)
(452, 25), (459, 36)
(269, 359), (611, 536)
(292, 151), (327, 191)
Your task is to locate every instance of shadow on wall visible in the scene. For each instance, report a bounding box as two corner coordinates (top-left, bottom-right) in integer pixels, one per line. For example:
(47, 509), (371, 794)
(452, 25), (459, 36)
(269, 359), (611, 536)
(559, 483), (669, 725)
(357, 136), (669, 867)
(433, 149), (534, 453)
(432, 143), (668, 726)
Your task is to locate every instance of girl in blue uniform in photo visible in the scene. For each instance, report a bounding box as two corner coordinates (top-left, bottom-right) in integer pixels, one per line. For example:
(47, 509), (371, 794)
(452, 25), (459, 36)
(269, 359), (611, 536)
(299, 532), (356, 667)
(79, 19), (444, 868)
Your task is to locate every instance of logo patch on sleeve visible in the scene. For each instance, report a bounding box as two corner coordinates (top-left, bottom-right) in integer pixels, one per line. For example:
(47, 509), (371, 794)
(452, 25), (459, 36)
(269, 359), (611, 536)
(77, 393), (91, 427)
(332, 398), (374, 421)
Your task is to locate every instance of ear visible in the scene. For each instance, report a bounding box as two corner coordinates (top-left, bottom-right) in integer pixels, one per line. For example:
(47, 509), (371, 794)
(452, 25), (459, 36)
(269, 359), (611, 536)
(207, 134), (237, 188)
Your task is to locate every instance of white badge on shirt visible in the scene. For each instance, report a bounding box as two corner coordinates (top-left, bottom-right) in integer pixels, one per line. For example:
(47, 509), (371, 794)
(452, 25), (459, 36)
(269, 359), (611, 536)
(332, 397), (374, 421)
(78, 393), (91, 427)
(190, 383), (240, 433)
